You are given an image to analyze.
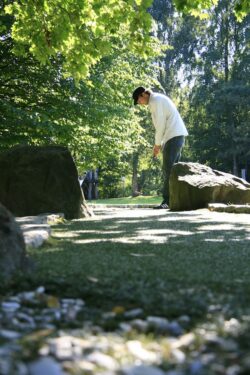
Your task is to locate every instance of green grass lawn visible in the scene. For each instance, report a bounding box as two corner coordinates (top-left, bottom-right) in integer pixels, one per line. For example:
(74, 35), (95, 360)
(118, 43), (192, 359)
(28, 208), (250, 321)
(21, 207), (250, 372)
(88, 195), (162, 205)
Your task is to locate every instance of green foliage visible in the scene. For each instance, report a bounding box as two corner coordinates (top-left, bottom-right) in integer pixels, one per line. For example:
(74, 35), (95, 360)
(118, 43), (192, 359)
(173, 0), (250, 20)
(1, 0), (249, 199)
(151, 0), (250, 177)
(185, 0), (250, 173)
(233, 0), (250, 20)
(4, 0), (159, 81)
(0, 6), (160, 178)
(97, 158), (130, 198)
(174, 0), (218, 17)
(188, 80), (250, 171)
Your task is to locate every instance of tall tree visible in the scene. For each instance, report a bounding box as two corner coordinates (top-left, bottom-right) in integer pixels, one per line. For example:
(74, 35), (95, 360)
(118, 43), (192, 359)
(149, 0), (249, 177)
(0, 5), (160, 175)
(187, 0), (250, 174)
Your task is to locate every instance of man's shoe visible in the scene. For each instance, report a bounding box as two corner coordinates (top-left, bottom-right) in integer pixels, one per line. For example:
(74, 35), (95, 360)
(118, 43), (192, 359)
(153, 201), (169, 209)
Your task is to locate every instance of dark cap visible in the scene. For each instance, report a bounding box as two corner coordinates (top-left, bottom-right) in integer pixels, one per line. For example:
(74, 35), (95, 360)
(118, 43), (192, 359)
(132, 86), (145, 105)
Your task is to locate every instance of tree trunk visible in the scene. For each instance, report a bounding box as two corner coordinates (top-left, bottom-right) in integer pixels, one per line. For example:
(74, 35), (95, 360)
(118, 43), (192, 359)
(224, 3), (229, 82)
(132, 153), (140, 197)
(81, 189), (94, 217)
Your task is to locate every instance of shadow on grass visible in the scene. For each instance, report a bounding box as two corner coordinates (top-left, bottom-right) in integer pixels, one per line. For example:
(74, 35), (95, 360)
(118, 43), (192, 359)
(28, 208), (250, 323)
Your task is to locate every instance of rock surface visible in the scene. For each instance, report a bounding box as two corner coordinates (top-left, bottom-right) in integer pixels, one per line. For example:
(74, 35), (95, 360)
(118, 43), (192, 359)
(0, 203), (31, 286)
(16, 213), (64, 248)
(169, 162), (250, 211)
(0, 145), (85, 219)
(208, 203), (250, 213)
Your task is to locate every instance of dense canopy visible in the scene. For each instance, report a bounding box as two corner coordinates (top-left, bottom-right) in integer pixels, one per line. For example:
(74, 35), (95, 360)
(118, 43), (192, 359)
(0, 0), (249, 196)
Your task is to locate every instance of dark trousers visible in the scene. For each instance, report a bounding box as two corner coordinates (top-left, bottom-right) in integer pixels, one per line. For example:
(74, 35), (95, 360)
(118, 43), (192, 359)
(162, 136), (185, 204)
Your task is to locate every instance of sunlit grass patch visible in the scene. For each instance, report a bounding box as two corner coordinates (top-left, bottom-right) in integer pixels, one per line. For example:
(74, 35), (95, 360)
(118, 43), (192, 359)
(88, 195), (162, 205)
(27, 208), (250, 322)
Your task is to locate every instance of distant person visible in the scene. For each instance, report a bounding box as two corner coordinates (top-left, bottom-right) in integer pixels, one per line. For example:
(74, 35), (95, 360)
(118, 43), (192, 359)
(132, 86), (188, 209)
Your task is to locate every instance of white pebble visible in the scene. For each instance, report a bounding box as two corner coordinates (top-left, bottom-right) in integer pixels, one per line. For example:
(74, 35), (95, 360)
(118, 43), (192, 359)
(124, 308), (143, 319)
(122, 364), (166, 375)
(0, 329), (21, 340)
(28, 356), (66, 375)
(2, 302), (20, 312)
(86, 352), (118, 370)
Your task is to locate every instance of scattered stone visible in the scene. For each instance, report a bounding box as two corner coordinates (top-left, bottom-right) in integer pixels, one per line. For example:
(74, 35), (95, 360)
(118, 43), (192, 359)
(86, 352), (118, 370)
(16, 214), (64, 226)
(102, 311), (116, 320)
(16, 215), (66, 248)
(36, 286), (46, 294)
(200, 353), (216, 365)
(73, 359), (95, 372)
(124, 308), (143, 319)
(15, 362), (29, 375)
(121, 364), (166, 375)
(210, 363), (227, 373)
(224, 318), (241, 335)
(171, 348), (186, 364)
(126, 340), (158, 362)
(23, 228), (50, 248)
(0, 287), (249, 375)
(18, 291), (36, 303)
(208, 304), (222, 313)
(172, 333), (195, 349)
(2, 301), (21, 312)
(130, 319), (148, 333)
(0, 356), (12, 375)
(167, 321), (183, 337)
(119, 322), (132, 333)
(226, 365), (241, 375)
(189, 360), (203, 374)
(177, 315), (191, 328)
(204, 334), (238, 352)
(0, 329), (21, 340)
(13, 312), (36, 329)
(208, 203), (250, 214)
(28, 356), (66, 375)
(49, 336), (79, 360)
(147, 316), (169, 333)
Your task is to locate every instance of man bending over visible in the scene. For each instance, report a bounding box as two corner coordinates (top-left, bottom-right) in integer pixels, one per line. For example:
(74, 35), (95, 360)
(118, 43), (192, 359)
(132, 86), (188, 209)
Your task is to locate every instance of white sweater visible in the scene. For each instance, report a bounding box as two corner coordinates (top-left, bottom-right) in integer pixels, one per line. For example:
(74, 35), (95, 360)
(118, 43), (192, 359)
(148, 92), (188, 146)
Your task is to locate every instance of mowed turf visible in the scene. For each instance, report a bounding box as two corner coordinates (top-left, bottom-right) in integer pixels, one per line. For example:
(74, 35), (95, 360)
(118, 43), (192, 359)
(88, 195), (162, 205)
(28, 207), (250, 321)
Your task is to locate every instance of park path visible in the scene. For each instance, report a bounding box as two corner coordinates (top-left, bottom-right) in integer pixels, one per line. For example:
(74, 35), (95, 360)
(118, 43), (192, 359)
(79, 206), (250, 245)
(17, 206), (250, 248)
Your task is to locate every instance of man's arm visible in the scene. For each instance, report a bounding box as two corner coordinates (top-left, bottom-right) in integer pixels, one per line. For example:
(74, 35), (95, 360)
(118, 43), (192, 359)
(153, 101), (166, 146)
(151, 100), (166, 157)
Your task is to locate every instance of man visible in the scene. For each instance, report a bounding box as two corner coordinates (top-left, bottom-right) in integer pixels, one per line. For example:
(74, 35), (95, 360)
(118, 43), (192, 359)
(132, 86), (188, 209)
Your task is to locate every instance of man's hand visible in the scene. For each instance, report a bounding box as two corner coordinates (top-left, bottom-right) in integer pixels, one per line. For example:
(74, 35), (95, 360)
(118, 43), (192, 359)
(153, 144), (161, 158)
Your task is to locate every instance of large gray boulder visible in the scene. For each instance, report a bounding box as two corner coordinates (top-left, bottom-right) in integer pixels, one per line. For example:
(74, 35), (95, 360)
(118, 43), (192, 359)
(0, 145), (86, 219)
(169, 162), (250, 211)
(0, 203), (30, 287)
